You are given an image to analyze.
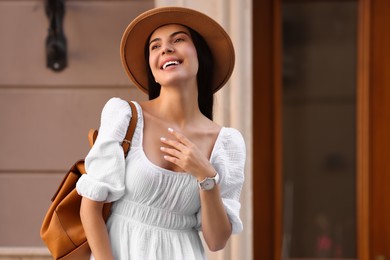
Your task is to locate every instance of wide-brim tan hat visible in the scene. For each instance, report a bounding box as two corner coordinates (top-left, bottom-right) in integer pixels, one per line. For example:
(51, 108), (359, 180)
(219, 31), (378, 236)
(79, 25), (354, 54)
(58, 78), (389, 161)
(120, 6), (235, 94)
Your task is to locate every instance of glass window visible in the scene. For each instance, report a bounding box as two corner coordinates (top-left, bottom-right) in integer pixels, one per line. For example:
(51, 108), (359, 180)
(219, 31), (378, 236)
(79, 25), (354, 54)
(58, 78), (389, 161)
(282, 1), (357, 258)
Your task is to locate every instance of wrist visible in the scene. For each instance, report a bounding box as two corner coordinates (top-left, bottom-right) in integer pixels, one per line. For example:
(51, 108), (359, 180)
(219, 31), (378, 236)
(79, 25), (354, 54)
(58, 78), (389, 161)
(196, 167), (217, 182)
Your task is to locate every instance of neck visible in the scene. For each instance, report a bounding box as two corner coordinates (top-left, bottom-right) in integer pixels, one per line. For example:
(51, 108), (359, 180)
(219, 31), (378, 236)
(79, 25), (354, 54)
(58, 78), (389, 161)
(152, 83), (202, 129)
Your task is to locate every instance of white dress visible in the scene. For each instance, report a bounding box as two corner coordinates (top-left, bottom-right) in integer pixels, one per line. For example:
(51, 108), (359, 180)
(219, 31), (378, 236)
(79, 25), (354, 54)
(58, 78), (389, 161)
(76, 98), (246, 260)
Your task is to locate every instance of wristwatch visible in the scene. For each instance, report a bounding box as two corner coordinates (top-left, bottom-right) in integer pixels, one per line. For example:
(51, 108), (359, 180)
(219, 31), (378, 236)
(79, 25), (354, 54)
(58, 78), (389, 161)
(198, 172), (220, 191)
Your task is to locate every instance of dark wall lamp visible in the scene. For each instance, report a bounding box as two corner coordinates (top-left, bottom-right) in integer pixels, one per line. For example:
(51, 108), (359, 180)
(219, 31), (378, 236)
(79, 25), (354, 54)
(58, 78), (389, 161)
(45, 0), (67, 71)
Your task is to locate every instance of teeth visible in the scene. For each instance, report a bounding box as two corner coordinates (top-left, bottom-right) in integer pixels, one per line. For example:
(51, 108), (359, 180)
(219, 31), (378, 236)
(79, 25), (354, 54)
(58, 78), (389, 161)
(162, 61), (180, 70)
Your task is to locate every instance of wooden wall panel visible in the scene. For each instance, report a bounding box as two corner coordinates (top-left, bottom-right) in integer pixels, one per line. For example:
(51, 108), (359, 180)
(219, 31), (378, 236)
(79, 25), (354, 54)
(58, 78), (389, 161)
(0, 0), (152, 247)
(356, 0), (370, 258)
(0, 88), (146, 171)
(0, 173), (64, 246)
(0, 89), (147, 247)
(0, 1), (153, 86)
(252, 0), (281, 259)
(370, 0), (390, 258)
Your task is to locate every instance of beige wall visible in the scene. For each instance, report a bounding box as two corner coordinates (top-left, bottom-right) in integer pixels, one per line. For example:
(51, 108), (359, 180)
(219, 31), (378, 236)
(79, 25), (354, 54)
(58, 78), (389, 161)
(155, 1), (253, 260)
(0, 0), (152, 251)
(0, 1), (253, 259)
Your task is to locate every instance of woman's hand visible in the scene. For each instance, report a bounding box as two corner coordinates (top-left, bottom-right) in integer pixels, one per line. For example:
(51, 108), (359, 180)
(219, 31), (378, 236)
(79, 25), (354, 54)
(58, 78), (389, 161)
(160, 128), (215, 180)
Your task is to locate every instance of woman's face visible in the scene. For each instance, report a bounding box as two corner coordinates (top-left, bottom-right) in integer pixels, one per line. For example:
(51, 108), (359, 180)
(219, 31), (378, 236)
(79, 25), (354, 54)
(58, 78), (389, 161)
(148, 24), (199, 88)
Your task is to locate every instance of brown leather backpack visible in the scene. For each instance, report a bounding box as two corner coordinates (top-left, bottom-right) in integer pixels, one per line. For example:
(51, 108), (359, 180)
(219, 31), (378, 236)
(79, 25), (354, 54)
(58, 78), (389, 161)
(40, 101), (137, 260)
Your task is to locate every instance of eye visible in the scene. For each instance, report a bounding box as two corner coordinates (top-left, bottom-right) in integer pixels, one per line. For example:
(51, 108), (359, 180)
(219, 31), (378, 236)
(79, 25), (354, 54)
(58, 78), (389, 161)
(174, 38), (184, 43)
(150, 44), (160, 51)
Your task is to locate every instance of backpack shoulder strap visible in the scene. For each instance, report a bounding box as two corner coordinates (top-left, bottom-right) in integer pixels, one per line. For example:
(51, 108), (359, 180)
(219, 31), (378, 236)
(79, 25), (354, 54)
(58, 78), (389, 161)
(88, 129), (98, 148)
(122, 101), (138, 157)
(88, 101), (138, 158)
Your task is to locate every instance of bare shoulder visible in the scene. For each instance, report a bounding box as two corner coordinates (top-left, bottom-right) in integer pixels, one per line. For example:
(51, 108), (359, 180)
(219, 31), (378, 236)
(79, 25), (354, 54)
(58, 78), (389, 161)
(138, 100), (153, 114)
(191, 116), (221, 145)
(197, 116), (221, 136)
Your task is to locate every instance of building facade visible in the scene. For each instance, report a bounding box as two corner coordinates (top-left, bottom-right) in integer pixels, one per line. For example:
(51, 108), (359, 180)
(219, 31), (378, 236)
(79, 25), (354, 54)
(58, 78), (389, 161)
(1, 0), (390, 260)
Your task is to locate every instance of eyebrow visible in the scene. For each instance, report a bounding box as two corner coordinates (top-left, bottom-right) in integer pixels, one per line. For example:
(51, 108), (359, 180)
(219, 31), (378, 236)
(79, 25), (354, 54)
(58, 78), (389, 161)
(149, 31), (190, 47)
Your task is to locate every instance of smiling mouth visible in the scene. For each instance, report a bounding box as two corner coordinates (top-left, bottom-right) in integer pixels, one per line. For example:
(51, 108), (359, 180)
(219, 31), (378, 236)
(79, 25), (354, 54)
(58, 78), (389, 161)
(162, 60), (181, 70)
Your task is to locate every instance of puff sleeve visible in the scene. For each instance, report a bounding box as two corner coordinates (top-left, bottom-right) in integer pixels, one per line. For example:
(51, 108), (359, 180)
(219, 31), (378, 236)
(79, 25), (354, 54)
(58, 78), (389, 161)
(76, 98), (132, 202)
(197, 128), (246, 234)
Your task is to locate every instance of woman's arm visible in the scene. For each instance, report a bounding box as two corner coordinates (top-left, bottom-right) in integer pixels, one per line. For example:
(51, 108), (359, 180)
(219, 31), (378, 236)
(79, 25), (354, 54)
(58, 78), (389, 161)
(198, 181), (232, 251)
(80, 197), (114, 260)
(160, 128), (232, 251)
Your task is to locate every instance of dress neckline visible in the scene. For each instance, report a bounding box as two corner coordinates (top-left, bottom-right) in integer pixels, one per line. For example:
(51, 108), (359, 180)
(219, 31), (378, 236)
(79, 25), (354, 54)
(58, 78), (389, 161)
(133, 102), (225, 175)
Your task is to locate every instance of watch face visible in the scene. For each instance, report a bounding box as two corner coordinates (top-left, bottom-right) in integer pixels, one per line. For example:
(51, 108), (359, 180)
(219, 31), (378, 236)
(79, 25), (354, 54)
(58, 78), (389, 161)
(202, 179), (215, 190)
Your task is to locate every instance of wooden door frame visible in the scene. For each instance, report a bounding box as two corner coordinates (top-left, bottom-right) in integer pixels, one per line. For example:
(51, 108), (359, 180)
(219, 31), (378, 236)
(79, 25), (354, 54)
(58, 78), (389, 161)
(252, 0), (283, 259)
(253, 0), (373, 259)
(368, 0), (390, 258)
(356, 0), (370, 258)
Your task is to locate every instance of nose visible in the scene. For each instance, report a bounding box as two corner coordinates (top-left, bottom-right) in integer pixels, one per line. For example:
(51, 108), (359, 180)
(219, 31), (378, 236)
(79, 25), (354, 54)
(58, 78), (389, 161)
(162, 44), (174, 55)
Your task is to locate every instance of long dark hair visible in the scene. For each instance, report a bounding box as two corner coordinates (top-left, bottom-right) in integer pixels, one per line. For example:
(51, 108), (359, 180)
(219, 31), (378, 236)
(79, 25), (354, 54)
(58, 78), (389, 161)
(144, 26), (215, 120)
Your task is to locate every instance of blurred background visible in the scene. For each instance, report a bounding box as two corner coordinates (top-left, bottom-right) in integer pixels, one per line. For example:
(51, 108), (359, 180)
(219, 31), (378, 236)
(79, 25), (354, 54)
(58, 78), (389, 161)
(0, 0), (389, 260)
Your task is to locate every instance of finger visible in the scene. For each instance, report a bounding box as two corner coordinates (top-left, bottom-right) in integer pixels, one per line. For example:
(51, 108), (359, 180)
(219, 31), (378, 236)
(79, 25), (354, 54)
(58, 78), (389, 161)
(160, 137), (186, 151)
(168, 128), (192, 146)
(160, 146), (183, 159)
(162, 155), (184, 171)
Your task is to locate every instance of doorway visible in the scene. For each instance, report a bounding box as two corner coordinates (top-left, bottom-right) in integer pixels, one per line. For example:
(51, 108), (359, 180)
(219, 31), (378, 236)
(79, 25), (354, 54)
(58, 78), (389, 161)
(253, 0), (390, 259)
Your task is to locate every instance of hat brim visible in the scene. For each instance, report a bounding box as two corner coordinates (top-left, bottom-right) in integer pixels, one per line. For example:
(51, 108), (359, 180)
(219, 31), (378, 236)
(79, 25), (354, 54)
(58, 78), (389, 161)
(120, 7), (235, 94)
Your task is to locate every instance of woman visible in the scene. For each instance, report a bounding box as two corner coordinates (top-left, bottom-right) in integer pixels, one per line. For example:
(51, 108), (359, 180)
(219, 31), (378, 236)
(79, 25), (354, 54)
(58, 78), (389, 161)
(76, 6), (246, 260)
